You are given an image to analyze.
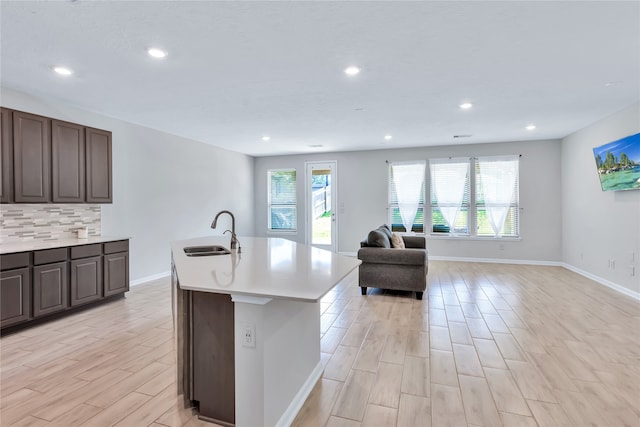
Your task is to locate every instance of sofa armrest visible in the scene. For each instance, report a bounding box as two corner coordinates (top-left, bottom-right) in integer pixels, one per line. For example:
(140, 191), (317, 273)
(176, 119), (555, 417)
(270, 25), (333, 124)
(357, 247), (427, 266)
(402, 235), (426, 249)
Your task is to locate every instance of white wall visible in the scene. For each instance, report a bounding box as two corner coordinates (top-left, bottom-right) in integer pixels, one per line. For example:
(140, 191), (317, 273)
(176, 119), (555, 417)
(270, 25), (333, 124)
(1, 88), (255, 281)
(254, 139), (563, 263)
(561, 102), (640, 294)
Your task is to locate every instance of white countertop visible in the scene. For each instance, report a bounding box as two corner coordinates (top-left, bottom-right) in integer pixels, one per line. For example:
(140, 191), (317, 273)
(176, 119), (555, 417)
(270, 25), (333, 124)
(171, 236), (361, 302)
(0, 236), (130, 254)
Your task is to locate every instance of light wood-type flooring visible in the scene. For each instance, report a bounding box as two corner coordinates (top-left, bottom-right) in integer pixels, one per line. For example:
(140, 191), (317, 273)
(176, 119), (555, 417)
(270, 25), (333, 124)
(1, 261), (639, 426)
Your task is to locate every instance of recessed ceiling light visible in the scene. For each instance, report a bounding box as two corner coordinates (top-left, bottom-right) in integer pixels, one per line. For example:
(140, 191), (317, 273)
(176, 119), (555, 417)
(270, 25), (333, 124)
(344, 66), (360, 76)
(261, 136), (271, 142)
(526, 125), (536, 131)
(147, 48), (167, 58)
(384, 135), (393, 141)
(459, 102), (473, 110)
(53, 66), (73, 76)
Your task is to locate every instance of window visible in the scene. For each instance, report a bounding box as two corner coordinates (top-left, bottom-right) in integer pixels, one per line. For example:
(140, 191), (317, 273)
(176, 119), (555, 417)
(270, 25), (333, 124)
(388, 161), (426, 233)
(268, 169), (296, 231)
(475, 156), (519, 237)
(430, 156), (519, 237)
(429, 158), (470, 234)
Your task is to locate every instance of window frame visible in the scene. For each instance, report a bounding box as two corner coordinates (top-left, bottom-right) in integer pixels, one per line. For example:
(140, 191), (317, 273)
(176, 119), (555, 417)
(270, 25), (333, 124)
(267, 168), (297, 233)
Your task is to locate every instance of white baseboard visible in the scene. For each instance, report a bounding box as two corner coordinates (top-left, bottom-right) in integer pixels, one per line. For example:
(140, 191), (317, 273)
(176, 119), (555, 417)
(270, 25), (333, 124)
(275, 360), (323, 427)
(429, 256), (562, 266)
(561, 263), (640, 302)
(130, 271), (170, 287)
(338, 251), (357, 257)
(348, 252), (639, 301)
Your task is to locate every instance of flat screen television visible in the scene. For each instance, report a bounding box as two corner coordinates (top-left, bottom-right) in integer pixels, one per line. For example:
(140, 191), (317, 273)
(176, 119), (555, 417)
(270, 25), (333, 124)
(593, 132), (640, 191)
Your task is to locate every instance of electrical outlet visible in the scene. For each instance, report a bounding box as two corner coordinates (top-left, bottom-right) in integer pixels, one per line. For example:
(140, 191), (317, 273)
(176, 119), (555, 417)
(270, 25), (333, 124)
(242, 324), (256, 348)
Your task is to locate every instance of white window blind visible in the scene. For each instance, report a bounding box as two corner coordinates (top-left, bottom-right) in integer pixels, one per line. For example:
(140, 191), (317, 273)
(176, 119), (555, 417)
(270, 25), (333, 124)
(388, 161), (426, 233)
(268, 169), (296, 231)
(429, 158), (471, 234)
(476, 156), (520, 237)
(429, 156), (519, 237)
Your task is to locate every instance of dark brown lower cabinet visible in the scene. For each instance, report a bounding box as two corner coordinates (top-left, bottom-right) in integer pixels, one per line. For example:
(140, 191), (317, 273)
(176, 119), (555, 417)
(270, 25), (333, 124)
(1, 239), (129, 332)
(104, 251), (129, 297)
(191, 291), (235, 425)
(0, 268), (31, 328)
(70, 256), (103, 306)
(33, 262), (68, 317)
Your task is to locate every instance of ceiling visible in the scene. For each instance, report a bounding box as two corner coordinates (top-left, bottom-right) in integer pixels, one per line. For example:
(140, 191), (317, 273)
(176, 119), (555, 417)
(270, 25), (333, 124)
(1, 1), (639, 157)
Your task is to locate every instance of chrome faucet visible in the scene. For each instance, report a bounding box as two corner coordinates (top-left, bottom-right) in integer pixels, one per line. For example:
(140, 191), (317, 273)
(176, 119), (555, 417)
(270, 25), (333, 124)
(211, 210), (238, 250)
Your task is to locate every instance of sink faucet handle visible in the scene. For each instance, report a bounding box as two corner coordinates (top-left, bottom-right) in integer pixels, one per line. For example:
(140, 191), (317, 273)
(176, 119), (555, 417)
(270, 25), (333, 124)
(224, 229), (240, 250)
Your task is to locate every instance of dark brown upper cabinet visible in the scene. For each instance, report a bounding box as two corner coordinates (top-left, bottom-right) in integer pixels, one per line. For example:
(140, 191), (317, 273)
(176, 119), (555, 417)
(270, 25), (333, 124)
(13, 111), (51, 203)
(86, 127), (112, 203)
(52, 120), (85, 203)
(0, 108), (113, 204)
(1, 108), (13, 203)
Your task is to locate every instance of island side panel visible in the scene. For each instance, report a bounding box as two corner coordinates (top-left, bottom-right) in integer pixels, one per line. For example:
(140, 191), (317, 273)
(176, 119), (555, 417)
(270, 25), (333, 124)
(234, 298), (321, 427)
(264, 299), (321, 427)
(171, 260), (191, 403)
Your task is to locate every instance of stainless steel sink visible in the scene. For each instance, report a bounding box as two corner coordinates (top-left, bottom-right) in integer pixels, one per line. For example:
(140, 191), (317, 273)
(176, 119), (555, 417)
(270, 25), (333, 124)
(183, 245), (231, 256)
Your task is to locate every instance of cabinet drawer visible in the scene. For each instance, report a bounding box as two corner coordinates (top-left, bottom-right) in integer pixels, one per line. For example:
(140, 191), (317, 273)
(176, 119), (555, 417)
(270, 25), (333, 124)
(71, 244), (102, 259)
(103, 240), (128, 254)
(0, 252), (30, 270)
(34, 247), (68, 265)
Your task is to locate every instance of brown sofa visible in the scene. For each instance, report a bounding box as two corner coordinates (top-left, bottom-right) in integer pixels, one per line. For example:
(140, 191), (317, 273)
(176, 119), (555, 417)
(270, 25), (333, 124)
(357, 225), (428, 300)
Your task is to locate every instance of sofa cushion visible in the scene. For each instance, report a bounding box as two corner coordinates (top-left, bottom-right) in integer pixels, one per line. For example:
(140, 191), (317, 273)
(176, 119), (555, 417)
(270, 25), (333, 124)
(367, 229), (391, 248)
(391, 233), (405, 249)
(358, 247), (428, 266)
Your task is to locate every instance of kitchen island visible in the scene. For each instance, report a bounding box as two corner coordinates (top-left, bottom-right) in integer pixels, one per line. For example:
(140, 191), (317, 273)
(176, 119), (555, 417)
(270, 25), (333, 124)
(171, 236), (361, 427)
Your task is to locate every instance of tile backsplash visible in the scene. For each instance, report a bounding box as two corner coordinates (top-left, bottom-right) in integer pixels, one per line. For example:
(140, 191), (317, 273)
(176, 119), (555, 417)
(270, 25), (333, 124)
(0, 204), (101, 243)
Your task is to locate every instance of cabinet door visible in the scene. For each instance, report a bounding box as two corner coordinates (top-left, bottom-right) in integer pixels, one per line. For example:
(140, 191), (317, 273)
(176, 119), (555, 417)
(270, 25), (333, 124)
(70, 256), (102, 306)
(86, 128), (112, 203)
(52, 120), (85, 203)
(33, 261), (69, 317)
(1, 268), (30, 328)
(13, 111), (51, 203)
(104, 251), (129, 296)
(1, 108), (13, 203)
(192, 292), (235, 424)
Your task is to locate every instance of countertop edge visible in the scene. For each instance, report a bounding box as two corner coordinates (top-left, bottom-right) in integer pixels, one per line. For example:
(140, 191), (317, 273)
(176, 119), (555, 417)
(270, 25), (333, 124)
(0, 236), (131, 254)
(176, 260), (360, 304)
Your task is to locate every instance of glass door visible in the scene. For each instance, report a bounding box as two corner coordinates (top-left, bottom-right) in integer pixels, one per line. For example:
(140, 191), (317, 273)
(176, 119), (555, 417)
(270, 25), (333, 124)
(306, 161), (337, 252)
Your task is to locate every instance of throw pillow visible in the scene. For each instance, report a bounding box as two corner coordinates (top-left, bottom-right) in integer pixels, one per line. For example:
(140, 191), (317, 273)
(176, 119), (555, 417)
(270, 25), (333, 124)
(390, 233), (405, 249)
(367, 229), (391, 248)
(377, 224), (393, 240)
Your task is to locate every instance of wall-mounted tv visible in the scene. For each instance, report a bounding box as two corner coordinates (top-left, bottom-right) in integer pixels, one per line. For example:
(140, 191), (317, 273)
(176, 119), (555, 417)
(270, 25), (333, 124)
(593, 132), (640, 191)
